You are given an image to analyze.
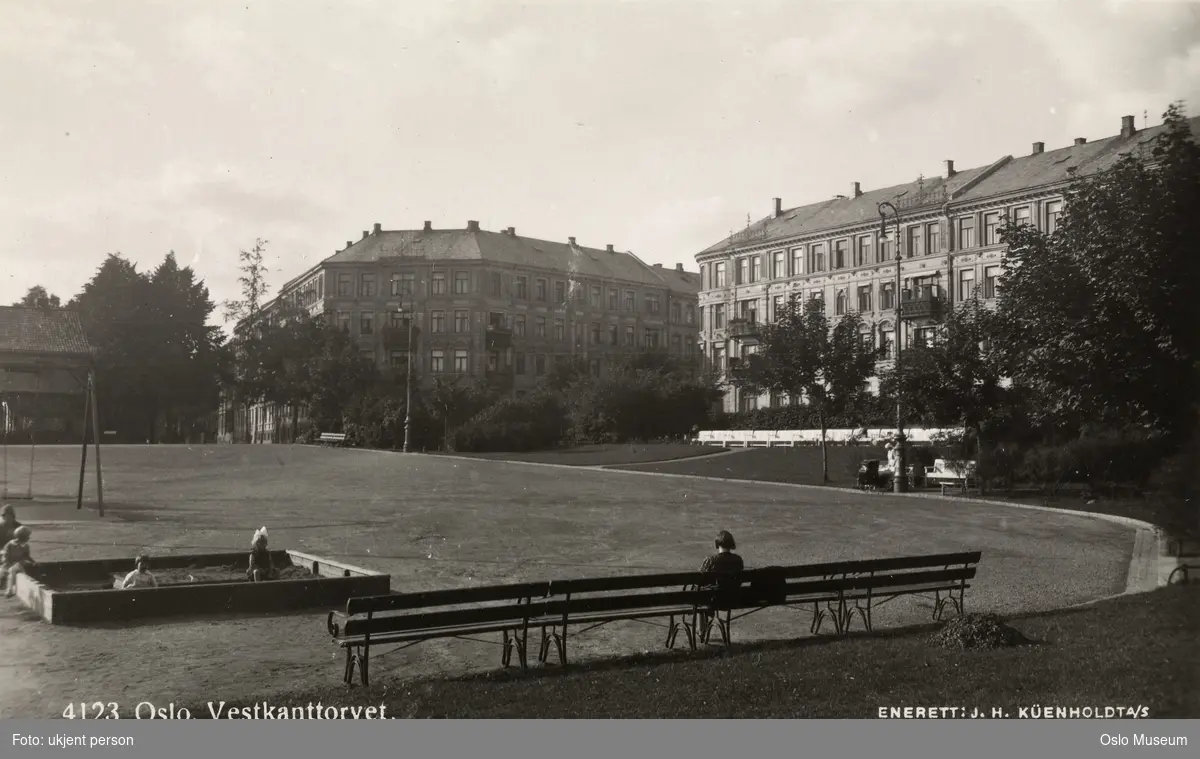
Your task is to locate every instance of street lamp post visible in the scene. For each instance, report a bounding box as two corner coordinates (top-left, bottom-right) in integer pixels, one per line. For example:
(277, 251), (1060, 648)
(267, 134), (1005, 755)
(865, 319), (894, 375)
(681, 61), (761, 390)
(878, 201), (908, 494)
(397, 300), (415, 454)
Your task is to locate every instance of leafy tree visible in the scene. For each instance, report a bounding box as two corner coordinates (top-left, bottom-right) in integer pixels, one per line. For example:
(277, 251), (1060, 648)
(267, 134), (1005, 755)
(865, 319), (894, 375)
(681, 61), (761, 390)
(730, 298), (877, 482)
(222, 239), (273, 442)
(996, 103), (1200, 444)
(12, 285), (61, 309)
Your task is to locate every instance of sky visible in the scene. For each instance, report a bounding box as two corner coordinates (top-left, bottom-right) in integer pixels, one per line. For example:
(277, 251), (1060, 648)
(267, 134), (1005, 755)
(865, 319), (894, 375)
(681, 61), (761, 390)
(2, 0), (1197, 329)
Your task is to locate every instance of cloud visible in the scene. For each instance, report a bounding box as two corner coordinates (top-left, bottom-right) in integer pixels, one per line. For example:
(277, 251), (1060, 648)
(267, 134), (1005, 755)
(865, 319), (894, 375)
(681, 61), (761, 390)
(0, 4), (150, 83)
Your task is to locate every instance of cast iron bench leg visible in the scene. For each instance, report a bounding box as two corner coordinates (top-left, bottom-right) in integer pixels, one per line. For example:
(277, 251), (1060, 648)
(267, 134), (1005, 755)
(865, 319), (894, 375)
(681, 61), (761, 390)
(343, 647), (355, 685)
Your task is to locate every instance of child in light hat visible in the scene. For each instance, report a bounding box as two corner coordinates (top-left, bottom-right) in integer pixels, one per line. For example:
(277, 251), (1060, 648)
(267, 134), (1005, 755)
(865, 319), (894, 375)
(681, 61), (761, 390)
(247, 527), (278, 582)
(2, 525), (34, 598)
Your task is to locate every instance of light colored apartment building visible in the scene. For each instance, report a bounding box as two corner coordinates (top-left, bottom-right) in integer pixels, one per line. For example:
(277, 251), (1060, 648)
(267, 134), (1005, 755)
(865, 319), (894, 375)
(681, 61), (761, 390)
(696, 113), (1199, 413)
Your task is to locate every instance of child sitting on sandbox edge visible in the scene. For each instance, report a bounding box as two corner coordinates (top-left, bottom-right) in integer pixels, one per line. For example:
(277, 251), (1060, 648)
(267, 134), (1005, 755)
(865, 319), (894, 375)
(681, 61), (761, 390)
(247, 527), (279, 582)
(119, 554), (158, 589)
(3, 525), (35, 598)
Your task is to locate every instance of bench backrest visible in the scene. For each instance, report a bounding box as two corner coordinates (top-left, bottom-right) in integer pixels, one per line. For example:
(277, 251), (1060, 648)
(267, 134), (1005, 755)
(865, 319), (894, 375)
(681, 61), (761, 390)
(345, 581), (552, 616)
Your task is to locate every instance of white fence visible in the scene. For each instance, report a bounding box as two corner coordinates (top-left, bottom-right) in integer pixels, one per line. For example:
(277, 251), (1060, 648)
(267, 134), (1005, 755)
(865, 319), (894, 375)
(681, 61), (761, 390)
(692, 428), (966, 448)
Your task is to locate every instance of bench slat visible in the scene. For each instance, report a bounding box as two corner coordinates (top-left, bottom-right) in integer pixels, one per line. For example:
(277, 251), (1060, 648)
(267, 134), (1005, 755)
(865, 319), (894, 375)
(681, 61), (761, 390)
(343, 600), (545, 637)
(546, 571), (703, 595)
(345, 582), (552, 615)
(544, 588), (709, 617)
(336, 619), (527, 646)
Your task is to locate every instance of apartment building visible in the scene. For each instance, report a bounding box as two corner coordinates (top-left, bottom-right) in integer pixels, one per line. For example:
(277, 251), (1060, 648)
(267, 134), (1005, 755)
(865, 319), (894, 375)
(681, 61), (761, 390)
(221, 220), (701, 442)
(697, 113), (1200, 413)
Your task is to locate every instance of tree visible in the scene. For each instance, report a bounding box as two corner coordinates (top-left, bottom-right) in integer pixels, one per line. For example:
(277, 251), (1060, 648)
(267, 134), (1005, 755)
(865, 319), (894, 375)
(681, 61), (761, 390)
(995, 103), (1200, 445)
(732, 297), (877, 482)
(222, 239), (272, 442)
(878, 298), (1009, 494)
(12, 285), (61, 309)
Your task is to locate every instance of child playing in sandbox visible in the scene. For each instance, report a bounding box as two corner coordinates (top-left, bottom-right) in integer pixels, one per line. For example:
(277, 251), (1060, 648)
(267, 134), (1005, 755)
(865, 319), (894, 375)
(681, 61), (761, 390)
(247, 527), (278, 582)
(120, 554), (158, 589)
(3, 525), (35, 598)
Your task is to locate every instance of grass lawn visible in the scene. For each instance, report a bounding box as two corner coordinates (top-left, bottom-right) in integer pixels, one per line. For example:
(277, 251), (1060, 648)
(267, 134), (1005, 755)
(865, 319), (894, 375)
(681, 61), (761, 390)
(450, 443), (728, 467)
(618, 447), (1197, 538)
(0, 444), (1136, 717)
(188, 584), (1200, 718)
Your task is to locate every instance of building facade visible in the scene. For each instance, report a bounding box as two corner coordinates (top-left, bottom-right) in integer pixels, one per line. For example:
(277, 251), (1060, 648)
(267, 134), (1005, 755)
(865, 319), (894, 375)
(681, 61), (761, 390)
(696, 113), (1199, 413)
(221, 221), (701, 442)
(0, 306), (92, 444)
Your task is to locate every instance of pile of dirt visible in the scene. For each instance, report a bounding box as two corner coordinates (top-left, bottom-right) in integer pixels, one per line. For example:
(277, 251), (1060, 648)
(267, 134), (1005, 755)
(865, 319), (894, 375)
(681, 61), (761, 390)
(928, 613), (1029, 650)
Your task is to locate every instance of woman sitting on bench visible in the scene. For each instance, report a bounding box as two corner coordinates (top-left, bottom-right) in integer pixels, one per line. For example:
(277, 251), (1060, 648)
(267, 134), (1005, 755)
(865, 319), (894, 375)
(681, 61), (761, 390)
(700, 530), (744, 580)
(247, 527), (278, 582)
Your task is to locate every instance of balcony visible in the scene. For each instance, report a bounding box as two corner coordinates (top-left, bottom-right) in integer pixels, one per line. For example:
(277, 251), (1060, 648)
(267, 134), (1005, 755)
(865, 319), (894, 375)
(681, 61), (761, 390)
(485, 366), (514, 390)
(485, 325), (513, 351)
(900, 289), (944, 320)
(381, 324), (419, 350)
(726, 317), (759, 344)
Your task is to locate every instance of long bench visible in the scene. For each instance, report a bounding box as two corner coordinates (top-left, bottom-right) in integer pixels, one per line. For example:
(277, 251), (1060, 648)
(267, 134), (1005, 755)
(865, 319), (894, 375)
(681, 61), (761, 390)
(327, 551), (981, 686)
(318, 432), (346, 445)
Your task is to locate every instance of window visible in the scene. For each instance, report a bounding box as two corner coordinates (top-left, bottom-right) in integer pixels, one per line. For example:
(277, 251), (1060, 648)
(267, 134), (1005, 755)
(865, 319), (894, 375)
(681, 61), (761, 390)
(515, 353), (526, 375)
(984, 212), (1002, 246)
(488, 311), (505, 329)
(1012, 206), (1032, 229)
(337, 273), (353, 297)
(856, 236), (871, 267)
(834, 239), (848, 269)
(454, 310), (469, 333)
(907, 226), (922, 258)
(686, 304), (695, 325)
(389, 311), (407, 329)
(644, 329), (660, 349)
(516, 275), (528, 299)
(608, 289), (618, 310)
(591, 323), (602, 344)
(738, 299), (756, 321)
(431, 272), (447, 295)
(671, 301), (682, 323)
(535, 279), (547, 301)
(772, 295), (784, 322)
(712, 346), (725, 373)
(453, 349), (468, 373)
(791, 248), (803, 276)
(590, 286), (602, 309)
(926, 223), (940, 256)
(880, 282), (896, 311)
(361, 348), (375, 361)
(554, 281), (565, 304)
(430, 349), (445, 373)
(737, 257), (749, 285)
(389, 351), (408, 369)
(714, 263), (727, 287)
(880, 327), (894, 359)
(624, 290), (635, 311)
(360, 313), (374, 335)
(490, 273), (502, 296)
(750, 256), (762, 282)
(772, 251), (786, 279)
(957, 217), (975, 250)
(337, 312), (351, 332)
(808, 243), (826, 273)
(879, 236), (892, 263)
(514, 314), (526, 337)
(451, 271), (469, 295)
(535, 355), (546, 376)
(958, 269), (976, 300)
(356, 273), (375, 298)
(535, 316), (546, 337)
(835, 289), (847, 315)
(609, 325), (619, 345)
(914, 326), (937, 348)
(857, 326), (872, 352)
(430, 310), (445, 333)
(672, 334), (682, 354)
(554, 318), (565, 341)
(1046, 200), (1063, 233)
(391, 273), (415, 296)
(714, 303), (726, 329)
(624, 325), (635, 346)
(645, 295), (661, 315)
(984, 266), (1001, 299)
(486, 352), (500, 372)
(857, 285), (872, 312)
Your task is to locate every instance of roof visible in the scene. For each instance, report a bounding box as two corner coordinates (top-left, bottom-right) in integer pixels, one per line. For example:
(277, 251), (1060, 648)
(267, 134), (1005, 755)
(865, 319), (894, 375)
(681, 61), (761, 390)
(699, 114), (1200, 256)
(322, 227), (701, 294)
(0, 307), (92, 359)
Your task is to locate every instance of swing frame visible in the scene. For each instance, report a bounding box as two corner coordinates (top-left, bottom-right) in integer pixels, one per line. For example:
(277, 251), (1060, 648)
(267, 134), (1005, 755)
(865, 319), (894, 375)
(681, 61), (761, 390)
(0, 306), (101, 514)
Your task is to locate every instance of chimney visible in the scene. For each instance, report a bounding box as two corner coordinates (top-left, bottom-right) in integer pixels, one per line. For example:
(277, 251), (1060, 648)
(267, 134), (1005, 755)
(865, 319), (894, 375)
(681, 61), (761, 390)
(507, 227), (516, 237)
(361, 230), (369, 239)
(568, 236), (577, 246)
(346, 241), (352, 249)
(653, 263), (662, 269)
(1074, 137), (1087, 146)
(1121, 115), (1136, 138)
(373, 223), (382, 234)
(852, 182), (862, 198)
(944, 160), (956, 178)
(675, 263), (683, 272)
(1032, 142), (1044, 155)
(423, 221), (432, 232)
(773, 197), (783, 217)
(466, 220), (480, 231)
(606, 244), (614, 252)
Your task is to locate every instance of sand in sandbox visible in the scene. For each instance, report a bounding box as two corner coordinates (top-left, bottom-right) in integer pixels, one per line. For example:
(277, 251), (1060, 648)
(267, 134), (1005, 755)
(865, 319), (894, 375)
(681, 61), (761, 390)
(98, 564), (313, 589)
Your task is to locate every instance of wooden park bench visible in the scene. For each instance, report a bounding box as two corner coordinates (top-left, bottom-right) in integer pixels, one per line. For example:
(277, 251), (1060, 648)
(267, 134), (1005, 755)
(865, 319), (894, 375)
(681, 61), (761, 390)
(317, 432), (346, 446)
(925, 459), (977, 494)
(327, 581), (551, 686)
(326, 551), (981, 685)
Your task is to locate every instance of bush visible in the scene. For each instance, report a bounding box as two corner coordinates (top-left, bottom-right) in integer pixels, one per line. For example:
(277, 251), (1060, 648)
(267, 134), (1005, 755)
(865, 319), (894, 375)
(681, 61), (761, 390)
(454, 393), (569, 453)
(929, 613), (1028, 650)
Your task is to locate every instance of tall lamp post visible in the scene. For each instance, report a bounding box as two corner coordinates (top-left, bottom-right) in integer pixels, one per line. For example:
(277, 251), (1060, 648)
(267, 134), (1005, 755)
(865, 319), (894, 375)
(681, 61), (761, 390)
(878, 201), (907, 493)
(397, 300), (415, 453)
